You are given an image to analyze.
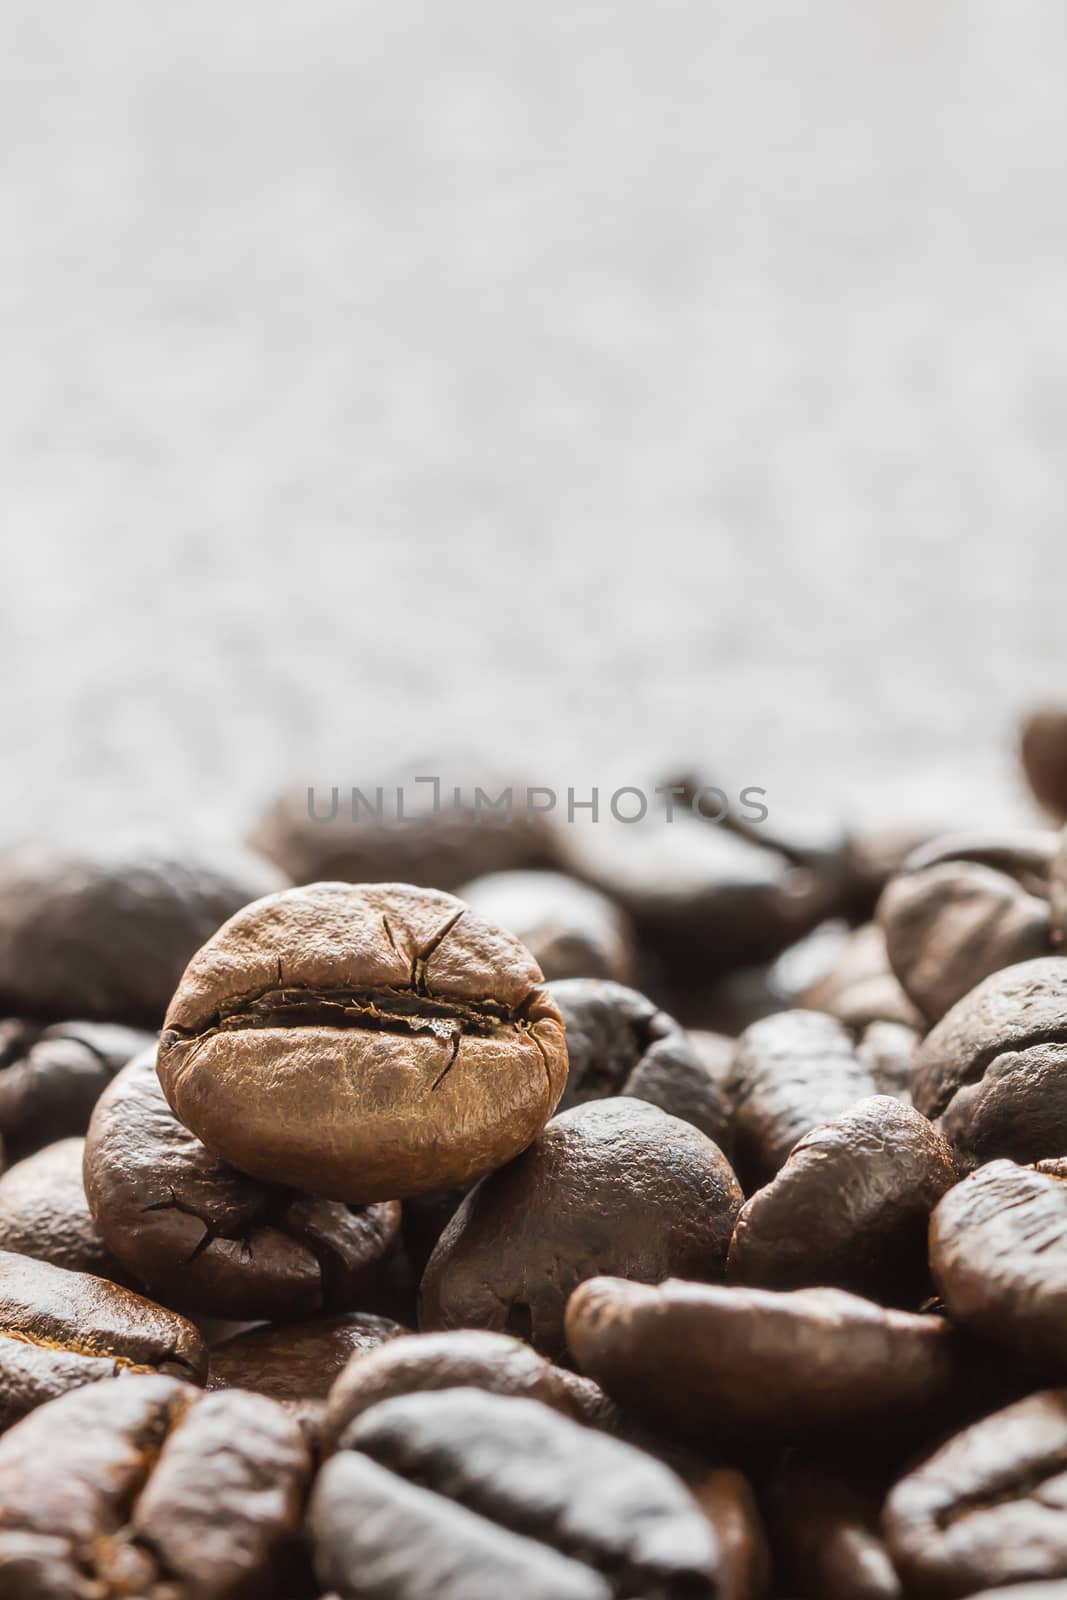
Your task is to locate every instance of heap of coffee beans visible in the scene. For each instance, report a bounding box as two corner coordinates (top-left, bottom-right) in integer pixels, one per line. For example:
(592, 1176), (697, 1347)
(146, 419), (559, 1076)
(1, 717), (1067, 1598)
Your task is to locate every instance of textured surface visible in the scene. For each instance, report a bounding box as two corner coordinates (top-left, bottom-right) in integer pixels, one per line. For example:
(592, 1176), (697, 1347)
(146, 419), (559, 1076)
(2, 4), (1067, 850)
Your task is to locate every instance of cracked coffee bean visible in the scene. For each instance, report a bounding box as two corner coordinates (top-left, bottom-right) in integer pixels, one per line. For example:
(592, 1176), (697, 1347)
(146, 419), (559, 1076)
(458, 870), (635, 984)
(566, 1277), (966, 1446)
(0, 1249), (206, 1430)
(767, 1453), (901, 1600)
(930, 1157), (1067, 1376)
(727, 1096), (957, 1306)
(157, 881), (568, 1201)
(1022, 706), (1067, 821)
(0, 1018), (152, 1162)
(310, 1387), (720, 1600)
(879, 859), (1051, 1024)
(420, 1098), (742, 1361)
(249, 776), (553, 892)
(912, 956), (1067, 1168)
(884, 1388), (1067, 1597)
(550, 977), (730, 1147)
(84, 1051), (402, 1320)
(0, 843), (279, 1027)
(0, 1137), (132, 1282)
(728, 1010), (878, 1189)
(209, 1310), (409, 1405)
(321, 1330), (581, 1455)
(0, 1374), (311, 1599)
(799, 922), (923, 1031)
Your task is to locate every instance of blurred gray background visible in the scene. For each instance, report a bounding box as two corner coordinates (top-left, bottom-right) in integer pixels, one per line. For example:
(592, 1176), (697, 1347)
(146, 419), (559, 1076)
(2, 1), (1066, 850)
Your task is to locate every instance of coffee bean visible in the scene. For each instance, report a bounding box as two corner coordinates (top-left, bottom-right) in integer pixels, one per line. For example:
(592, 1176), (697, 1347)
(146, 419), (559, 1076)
(728, 1011), (878, 1188)
(85, 1051), (402, 1319)
(0, 1137), (131, 1282)
(1022, 707), (1067, 821)
(799, 923), (923, 1031)
(855, 1019), (918, 1103)
(321, 1330), (581, 1455)
(879, 860), (1051, 1023)
(0, 1018), (152, 1162)
(913, 956), (1067, 1167)
(884, 1388), (1067, 1596)
(689, 1467), (771, 1600)
(904, 829), (1058, 894)
(767, 1454), (902, 1599)
(458, 870), (635, 983)
(550, 977), (730, 1147)
(209, 1311), (409, 1405)
(0, 844), (279, 1027)
(0, 1249), (206, 1429)
(249, 777), (553, 891)
(420, 1098), (742, 1361)
(157, 881), (569, 1201)
(566, 1277), (965, 1445)
(0, 1374), (311, 1598)
(727, 1096), (957, 1305)
(930, 1157), (1067, 1376)
(310, 1387), (720, 1599)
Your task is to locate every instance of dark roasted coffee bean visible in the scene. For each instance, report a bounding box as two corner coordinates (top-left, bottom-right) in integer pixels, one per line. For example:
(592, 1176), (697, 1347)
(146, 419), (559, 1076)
(690, 1467), (771, 1600)
(0, 843), (278, 1027)
(879, 860), (1051, 1023)
(728, 1010), (878, 1188)
(157, 882), (568, 1201)
(0, 1137), (132, 1282)
(321, 1330), (580, 1455)
(0, 1374), (311, 1598)
(85, 1052), (402, 1319)
(311, 1387), (720, 1599)
(728, 1096), (957, 1305)
(1022, 707), (1067, 821)
(0, 1018), (151, 1161)
(209, 1311), (409, 1405)
(799, 923), (923, 1030)
(767, 1454), (901, 1599)
(249, 777), (553, 891)
(913, 957), (1067, 1168)
(458, 871), (635, 984)
(0, 1249), (206, 1429)
(420, 1098), (742, 1361)
(555, 811), (837, 984)
(550, 978), (730, 1146)
(884, 1389), (1067, 1596)
(930, 1157), (1067, 1376)
(566, 1277), (965, 1445)
(856, 1019), (918, 1102)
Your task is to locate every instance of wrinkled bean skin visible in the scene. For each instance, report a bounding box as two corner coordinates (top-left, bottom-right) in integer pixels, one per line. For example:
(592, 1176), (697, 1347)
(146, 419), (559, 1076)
(0, 1375), (312, 1599)
(321, 1330), (580, 1455)
(0, 844), (279, 1027)
(884, 1390), (1067, 1597)
(420, 1098), (742, 1361)
(728, 1096), (957, 1306)
(0, 1137), (132, 1282)
(550, 978), (730, 1147)
(85, 1052), (402, 1319)
(880, 861), (1051, 1024)
(458, 871), (635, 984)
(312, 1387), (720, 1600)
(158, 882), (569, 1201)
(913, 957), (1067, 1168)
(728, 1011), (878, 1188)
(930, 1158), (1067, 1376)
(0, 1249), (206, 1431)
(0, 1019), (152, 1162)
(566, 1276), (966, 1446)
